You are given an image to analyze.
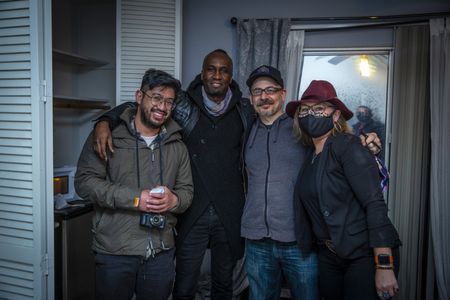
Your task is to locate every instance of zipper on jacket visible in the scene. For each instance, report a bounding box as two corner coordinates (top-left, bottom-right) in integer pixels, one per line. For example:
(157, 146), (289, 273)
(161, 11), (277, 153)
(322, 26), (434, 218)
(150, 143), (156, 162)
(264, 127), (271, 236)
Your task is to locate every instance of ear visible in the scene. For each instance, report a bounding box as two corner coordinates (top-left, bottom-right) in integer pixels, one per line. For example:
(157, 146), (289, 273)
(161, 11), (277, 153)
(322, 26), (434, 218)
(281, 89), (287, 102)
(333, 110), (341, 122)
(135, 89), (143, 105)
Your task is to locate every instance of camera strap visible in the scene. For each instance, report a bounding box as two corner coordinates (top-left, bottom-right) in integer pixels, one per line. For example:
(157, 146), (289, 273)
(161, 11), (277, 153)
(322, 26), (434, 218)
(145, 233), (156, 259)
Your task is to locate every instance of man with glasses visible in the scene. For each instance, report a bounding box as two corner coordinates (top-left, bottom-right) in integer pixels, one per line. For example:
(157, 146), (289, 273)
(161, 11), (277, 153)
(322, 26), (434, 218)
(75, 69), (193, 300)
(242, 65), (320, 300)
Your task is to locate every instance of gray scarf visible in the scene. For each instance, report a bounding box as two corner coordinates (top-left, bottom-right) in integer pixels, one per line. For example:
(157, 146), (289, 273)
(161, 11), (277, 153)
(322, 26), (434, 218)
(202, 87), (233, 116)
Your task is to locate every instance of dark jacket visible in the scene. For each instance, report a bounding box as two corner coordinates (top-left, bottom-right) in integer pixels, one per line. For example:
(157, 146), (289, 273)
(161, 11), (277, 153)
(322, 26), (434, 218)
(176, 75), (254, 260)
(100, 75), (255, 259)
(294, 133), (401, 259)
(76, 108), (193, 256)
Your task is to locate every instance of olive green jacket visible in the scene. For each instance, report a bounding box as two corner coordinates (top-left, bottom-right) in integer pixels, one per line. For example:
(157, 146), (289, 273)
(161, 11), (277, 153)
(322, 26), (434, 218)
(75, 107), (193, 256)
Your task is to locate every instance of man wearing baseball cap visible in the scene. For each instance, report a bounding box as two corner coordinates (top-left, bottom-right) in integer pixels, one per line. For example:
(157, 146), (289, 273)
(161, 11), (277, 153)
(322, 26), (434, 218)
(241, 65), (319, 300)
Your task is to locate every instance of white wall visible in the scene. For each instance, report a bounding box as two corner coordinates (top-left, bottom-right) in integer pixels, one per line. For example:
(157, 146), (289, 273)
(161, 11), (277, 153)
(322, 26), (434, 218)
(181, 0), (450, 86)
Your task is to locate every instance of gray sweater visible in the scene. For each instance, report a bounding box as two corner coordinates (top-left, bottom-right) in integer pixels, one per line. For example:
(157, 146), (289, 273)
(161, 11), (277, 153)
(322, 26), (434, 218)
(241, 114), (307, 242)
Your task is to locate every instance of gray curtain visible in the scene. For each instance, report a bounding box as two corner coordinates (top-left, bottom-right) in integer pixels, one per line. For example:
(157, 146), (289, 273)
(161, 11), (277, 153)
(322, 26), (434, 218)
(284, 30), (305, 104)
(236, 18), (291, 97)
(389, 24), (431, 300)
(430, 17), (450, 300)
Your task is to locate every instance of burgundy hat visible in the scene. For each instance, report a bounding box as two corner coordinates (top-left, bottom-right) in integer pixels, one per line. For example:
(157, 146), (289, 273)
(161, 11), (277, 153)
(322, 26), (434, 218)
(286, 80), (353, 120)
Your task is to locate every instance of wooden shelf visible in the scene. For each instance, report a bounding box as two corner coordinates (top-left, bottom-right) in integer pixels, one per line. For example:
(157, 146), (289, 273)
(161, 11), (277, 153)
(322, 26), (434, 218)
(53, 95), (111, 110)
(53, 49), (108, 67)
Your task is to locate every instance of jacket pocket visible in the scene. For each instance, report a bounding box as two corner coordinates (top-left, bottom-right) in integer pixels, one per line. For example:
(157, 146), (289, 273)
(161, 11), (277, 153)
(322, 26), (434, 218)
(93, 211), (113, 246)
(346, 219), (368, 235)
(93, 211), (104, 233)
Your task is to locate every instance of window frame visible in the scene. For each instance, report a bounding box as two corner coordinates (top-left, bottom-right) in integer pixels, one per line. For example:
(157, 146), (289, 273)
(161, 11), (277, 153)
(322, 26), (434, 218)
(299, 48), (394, 195)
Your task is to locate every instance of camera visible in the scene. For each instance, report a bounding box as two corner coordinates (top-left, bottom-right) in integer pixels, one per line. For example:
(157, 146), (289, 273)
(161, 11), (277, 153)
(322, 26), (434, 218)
(139, 186), (166, 229)
(140, 213), (166, 229)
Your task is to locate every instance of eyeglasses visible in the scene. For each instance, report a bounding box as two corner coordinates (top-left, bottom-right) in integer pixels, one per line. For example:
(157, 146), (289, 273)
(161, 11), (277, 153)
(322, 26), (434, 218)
(141, 90), (176, 109)
(298, 103), (336, 118)
(250, 86), (282, 97)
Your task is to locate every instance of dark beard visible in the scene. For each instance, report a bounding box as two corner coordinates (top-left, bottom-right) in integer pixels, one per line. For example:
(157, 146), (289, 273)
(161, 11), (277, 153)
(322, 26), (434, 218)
(139, 107), (165, 129)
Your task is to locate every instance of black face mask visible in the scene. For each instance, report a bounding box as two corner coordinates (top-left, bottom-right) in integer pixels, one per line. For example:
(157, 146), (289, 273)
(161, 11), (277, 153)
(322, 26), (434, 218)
(356, 113), (371, 123)
(299, 114), (335, 138)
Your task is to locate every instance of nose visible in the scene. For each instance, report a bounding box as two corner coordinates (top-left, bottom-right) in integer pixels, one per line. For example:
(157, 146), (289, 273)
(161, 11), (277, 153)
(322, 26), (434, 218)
(212, 70), (222, 79)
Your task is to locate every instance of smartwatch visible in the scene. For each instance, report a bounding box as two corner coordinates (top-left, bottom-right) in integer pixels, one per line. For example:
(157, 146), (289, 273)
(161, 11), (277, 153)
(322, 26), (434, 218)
(375, 254), (394, 269)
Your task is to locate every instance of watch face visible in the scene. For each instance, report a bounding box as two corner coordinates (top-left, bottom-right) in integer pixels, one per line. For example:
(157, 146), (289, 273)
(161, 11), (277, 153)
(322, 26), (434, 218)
(378, 254), (391, 265)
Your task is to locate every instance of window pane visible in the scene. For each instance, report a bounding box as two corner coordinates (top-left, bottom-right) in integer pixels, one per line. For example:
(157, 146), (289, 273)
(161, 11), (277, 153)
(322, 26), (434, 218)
(299, 54), (389, 160)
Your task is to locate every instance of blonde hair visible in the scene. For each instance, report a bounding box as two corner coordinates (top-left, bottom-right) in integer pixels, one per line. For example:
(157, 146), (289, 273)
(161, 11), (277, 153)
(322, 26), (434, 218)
(292, 103), (352, 145)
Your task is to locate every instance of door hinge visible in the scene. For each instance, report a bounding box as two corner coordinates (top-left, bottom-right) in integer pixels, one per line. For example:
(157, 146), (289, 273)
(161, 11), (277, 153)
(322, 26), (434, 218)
(41, 253), (49, 276)
(40, 80), (51, 103)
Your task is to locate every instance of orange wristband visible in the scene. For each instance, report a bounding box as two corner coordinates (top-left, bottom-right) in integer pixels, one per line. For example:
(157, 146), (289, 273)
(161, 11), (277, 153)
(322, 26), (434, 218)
(133, 196), (140, 207)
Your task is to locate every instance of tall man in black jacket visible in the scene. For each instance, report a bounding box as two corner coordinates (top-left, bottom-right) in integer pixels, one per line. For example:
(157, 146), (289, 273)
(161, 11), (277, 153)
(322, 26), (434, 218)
(94, 49), (255, 299)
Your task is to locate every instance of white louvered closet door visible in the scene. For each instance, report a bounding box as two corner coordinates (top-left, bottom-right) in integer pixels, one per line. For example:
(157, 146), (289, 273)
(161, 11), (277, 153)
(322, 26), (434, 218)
(0, 0), (54, 299)
(117, 0), (182, 104)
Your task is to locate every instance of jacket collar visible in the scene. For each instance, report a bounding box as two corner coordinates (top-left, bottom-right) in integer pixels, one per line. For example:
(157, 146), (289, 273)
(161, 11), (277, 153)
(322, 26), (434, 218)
(247, 113), (290, 148)
(115, 106), (183, 145)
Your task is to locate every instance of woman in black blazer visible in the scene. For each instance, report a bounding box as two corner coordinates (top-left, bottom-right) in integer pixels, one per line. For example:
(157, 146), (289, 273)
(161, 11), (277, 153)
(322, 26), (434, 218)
(286, 80), (401, 300)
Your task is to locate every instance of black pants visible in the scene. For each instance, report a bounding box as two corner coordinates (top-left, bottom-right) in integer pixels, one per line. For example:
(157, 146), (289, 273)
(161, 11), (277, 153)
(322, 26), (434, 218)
(173, 204), (236, 300)
(95, 249), (175, 300)
(318, 246), (400, 300)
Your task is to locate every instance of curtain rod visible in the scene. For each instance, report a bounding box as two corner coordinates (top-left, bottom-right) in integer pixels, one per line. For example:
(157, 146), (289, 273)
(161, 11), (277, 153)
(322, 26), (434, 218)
(230, 11), (450, 26)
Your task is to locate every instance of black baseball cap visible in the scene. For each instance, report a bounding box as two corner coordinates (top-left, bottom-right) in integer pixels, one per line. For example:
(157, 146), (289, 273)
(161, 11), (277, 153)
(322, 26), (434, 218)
(246, 65), (284, 88)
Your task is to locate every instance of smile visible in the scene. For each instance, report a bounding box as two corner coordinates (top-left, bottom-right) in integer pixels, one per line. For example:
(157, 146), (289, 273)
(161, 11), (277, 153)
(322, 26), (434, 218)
(151, 109), (167, 119)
